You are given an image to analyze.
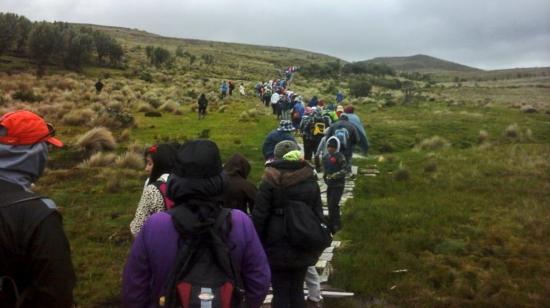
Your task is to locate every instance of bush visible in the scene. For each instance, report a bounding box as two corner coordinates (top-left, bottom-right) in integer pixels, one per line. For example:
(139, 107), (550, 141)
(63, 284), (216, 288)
(137, 102), (154, 112)
(76, 127), (117, 152)
(504, 124), (520, 139)
(349, 79), (372, 97)
(140, 71), (153, 83)
(12, 85), (42, 102)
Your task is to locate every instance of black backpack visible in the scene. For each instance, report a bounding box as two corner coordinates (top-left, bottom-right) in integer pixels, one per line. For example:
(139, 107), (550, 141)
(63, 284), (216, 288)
(0, 190), (45, 308)
(161, 206), (245, 308)
(275, 188), (332, 251)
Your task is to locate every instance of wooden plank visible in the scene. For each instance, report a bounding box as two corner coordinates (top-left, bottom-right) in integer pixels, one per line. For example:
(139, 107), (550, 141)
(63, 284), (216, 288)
(319, 252), (333, 261)
(331, 241), (341, 248)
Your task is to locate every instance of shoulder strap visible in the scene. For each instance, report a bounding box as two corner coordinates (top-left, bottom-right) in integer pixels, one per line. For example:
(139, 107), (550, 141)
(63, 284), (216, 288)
(0, 190), (43, 209)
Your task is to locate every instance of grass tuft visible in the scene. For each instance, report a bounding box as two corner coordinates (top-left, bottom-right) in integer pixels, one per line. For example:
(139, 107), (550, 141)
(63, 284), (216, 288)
(76, 127), (117, 152)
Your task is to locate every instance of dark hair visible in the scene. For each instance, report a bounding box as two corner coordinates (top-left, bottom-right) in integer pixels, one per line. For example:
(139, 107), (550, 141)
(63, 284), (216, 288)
(146, 143), (179, 184)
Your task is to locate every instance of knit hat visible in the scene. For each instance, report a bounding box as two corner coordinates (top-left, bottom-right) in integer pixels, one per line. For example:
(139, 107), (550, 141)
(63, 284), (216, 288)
(344, 105), (354, 113)
(274, 140), (299, 159)
(174, 140), (222, 178)
(0, 110), (63, 147)
(277, 120), (295, 132)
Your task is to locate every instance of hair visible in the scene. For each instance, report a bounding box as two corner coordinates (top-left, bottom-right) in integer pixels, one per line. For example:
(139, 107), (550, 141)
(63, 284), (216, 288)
(146, 143), (179, 184)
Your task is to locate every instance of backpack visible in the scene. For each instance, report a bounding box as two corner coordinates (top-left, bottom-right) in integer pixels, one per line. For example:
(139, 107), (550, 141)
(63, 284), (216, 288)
(161, 207), (244, 308)
(275, 188), (332, 251)
(0, 190), (47, 307)
(151, 181), (175, 209)
(334, 127), (349, 149)
(311, 116), (326, 137)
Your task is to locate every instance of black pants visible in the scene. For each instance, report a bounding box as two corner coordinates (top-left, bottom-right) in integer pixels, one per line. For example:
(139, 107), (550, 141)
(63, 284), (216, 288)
(327, 184), (344, 232)
(303, 136), (322, 165)
(271, 267), (308, 308)
(198, 106), (207, 119)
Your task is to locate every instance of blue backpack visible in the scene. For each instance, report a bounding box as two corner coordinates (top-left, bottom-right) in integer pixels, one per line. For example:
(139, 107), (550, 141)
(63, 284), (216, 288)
(334, 127), (349, 149)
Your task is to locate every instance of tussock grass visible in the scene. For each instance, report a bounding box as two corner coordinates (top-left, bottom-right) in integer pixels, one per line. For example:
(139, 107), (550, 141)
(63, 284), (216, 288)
(78, 152), (117, 168)
(62, 109), (95, 126)
(415, 135), (451, 151)
(76, 127), (117, 152)
(115, 151), (144, 169)
(159, 100), (179, 113)
(504, 123), (520, 139)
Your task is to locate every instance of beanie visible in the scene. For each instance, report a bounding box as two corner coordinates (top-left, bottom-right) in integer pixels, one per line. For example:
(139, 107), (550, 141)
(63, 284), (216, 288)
(274, 140), (299, 160)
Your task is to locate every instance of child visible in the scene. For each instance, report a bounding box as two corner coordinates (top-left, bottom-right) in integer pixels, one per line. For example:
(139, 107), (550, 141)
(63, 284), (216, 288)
(322, 136), (347, 233)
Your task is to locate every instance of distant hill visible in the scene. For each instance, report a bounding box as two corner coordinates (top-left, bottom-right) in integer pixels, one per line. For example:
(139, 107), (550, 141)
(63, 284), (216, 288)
(73, 23), (341, 80)
(365, 54), (482, 73)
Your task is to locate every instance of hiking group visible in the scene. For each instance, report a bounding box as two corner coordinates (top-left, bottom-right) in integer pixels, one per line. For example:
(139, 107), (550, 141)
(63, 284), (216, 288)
(0, 67), (369, 308)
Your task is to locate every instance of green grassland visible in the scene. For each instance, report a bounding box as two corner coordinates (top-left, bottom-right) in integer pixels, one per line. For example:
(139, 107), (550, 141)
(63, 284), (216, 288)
(1, 25), (549, 307)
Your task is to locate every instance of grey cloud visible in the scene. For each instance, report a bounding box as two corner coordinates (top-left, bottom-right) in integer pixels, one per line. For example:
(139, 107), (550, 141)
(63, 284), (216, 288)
(1, 0), (549, 69)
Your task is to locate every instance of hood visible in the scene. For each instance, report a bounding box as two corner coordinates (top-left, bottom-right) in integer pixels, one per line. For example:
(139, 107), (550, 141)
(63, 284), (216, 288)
(167, 173), (227, 204)
(262, 160), (314, 188)
(223, 153), (251, 179)
(0, 142), (48, 189)
(325, 136), (341, 153)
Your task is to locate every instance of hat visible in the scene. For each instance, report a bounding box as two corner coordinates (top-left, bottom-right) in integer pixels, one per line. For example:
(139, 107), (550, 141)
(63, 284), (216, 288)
(0, 110), (63, 147)
(274, 140), (299, 159)
(336, 105), (344, 112)
(344, 105), (354, 113)
(174, 140), (222, 178)
(277, 120), (295, 132)
(304, 107), (313, 115)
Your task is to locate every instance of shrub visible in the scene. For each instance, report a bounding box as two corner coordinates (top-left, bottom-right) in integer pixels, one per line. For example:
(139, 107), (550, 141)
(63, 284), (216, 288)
(115, 152), (144, 169)
(349, 78), (372, 97)
(76, 127), (117, 152)
(78, 152), (117, 168)
(62, 108), (95, 126)
(139, 71), (153, 83)
(12, 85), (42, 102)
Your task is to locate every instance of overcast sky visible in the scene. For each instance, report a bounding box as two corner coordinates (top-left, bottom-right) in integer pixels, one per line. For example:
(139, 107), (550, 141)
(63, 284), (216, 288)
(2, 0), (549, 70)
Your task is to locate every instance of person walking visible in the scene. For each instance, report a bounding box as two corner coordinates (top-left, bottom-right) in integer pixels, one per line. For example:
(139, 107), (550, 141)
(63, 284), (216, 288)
(253, 140), (325, 308)
(261, 120), (296, 162)
(197, 93), (208, 120)
(130, 143), (179, 236)
(322, 137), (347, 233)
(222, 153), (257, 214)
(0, 110), (76, 307)
(220, 80), (228, 99)
(123, 140), (271, 308)
(239, 83), (246, 96)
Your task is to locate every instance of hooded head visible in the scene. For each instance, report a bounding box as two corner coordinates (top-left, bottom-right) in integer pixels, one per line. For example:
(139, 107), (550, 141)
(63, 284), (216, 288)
(223, 153), (251, 179)
(326, 136), (341, 153)
(167, 140), (226, 204)
(0, 110), (61, 188)
(344, 105), (354, 113)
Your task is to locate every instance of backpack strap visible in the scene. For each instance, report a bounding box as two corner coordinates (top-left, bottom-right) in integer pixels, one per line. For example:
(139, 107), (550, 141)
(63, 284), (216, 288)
(151, 180), (175, 209)
(0, 190), (43, 209)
